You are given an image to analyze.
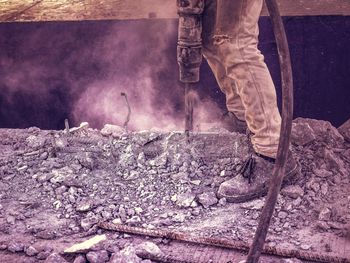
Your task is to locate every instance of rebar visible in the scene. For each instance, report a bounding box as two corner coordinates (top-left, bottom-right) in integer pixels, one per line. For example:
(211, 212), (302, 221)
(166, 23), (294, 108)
(66, 136), (103, 145)
(121, 92), (131, 132)
(55, 146), (102, 153)
(65, 119), (70, 133)
(98, 222), (350, 263)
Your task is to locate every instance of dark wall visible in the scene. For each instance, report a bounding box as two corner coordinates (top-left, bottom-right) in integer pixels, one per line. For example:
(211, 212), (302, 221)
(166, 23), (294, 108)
(260, 16), (350, 127)
(0, 16), (349, 130)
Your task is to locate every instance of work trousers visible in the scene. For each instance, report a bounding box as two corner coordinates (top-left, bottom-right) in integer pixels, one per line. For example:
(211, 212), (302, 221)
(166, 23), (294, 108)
(202, 0), (281, 158)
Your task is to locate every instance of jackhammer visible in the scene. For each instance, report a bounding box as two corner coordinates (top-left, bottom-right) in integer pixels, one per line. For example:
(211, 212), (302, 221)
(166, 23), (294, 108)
(177, 0), (294, 262)
(177, 0), (204, 135)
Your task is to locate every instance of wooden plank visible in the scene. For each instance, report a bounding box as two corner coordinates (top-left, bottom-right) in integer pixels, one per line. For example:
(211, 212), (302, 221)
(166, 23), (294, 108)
(0, 0), (350, 23)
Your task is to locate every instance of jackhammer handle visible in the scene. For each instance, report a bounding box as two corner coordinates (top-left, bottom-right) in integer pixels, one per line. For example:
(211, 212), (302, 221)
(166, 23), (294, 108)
(246, 0), (294, 262)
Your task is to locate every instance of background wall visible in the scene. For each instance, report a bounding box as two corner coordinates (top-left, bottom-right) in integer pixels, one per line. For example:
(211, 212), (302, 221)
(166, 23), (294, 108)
(0, 17), (349, 130)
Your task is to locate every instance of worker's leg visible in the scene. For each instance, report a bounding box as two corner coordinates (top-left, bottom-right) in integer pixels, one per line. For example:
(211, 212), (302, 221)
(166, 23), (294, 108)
(203, 0), (299, 203)
(202, 0), (246, 122)
(203, 0), (281, 158)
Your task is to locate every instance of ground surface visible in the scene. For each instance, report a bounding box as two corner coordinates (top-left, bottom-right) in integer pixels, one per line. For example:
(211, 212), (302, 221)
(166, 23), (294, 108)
(1, 0), (350, 23)
(0, 118), (349, 263)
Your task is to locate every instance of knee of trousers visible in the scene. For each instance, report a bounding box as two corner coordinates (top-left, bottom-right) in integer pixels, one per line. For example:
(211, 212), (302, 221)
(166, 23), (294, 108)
(210, 39), (264, 68)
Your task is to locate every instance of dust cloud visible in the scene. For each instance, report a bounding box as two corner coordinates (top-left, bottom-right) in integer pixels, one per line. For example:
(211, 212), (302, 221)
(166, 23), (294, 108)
(72, 21), (222, 131)
(0, 20), (224, 131)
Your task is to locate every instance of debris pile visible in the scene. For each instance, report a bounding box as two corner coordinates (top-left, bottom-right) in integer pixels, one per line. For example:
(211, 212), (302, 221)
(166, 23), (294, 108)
(0, 118), (349, 262)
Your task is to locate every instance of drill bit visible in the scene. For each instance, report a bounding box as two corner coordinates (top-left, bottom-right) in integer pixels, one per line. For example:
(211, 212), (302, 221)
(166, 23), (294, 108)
(64, 118), (70, 134)
(185, 83), (195, 140)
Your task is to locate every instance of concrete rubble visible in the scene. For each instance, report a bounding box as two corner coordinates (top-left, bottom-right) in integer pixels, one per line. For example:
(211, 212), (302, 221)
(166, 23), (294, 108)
(338, 118), (350, 140)
(0, 118), (349, 262)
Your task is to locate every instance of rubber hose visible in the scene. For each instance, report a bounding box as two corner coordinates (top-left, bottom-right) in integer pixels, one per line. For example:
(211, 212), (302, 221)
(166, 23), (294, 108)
(246, 0), (294, 262)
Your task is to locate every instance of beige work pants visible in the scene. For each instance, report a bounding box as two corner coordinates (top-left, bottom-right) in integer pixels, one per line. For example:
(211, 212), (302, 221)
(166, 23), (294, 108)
(202, 0), (282, 158)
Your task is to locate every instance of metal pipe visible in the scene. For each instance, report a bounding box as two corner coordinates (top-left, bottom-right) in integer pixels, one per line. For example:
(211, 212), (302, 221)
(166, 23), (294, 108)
(121, 92), (131, 132)
(246, 0), (294, 262)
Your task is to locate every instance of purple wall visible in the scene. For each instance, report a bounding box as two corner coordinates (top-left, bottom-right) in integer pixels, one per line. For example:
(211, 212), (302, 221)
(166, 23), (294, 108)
(0, 17), (349, 130)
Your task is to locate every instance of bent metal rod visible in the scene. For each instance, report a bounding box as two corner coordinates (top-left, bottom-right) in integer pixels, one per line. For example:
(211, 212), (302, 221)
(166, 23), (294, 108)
(98, 222), (350, 263)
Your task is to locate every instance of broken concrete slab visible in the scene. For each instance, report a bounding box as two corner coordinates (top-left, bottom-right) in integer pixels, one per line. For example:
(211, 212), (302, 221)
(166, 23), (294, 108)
(100, 124), (125, 137)
(338, 118), (350, 142)
(175, 191), (196, 208)
(319, 208), (332, 221)
(293, 118), (344, 146)
(44, 253), (69, 263)
(281, 185), (304, 199)
(135, 241), (163, 258)
(7, 241), (24, 253)
(73, 254), (87, 263)
(197, 192), (218, 208)
(291, 121), (316, 146)
(109, 245), (142, 263)
(25, 246), (39, 256)
(86, 250), (109, 263)
(64, 235), (107, 253)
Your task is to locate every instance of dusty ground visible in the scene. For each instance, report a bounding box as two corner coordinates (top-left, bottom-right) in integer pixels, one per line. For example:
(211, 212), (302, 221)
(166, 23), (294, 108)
(0, 117), (349, 263)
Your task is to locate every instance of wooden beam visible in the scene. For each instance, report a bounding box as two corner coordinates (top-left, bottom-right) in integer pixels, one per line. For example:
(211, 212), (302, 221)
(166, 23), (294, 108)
(0, 0), (349, 23)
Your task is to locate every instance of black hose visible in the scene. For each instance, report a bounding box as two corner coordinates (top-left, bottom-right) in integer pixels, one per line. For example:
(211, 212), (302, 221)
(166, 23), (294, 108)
(246, 0), (294, 262)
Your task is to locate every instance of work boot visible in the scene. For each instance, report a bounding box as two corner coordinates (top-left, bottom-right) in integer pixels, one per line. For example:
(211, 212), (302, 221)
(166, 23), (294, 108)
(221, 112), (247, 134)
(217, 151), (300, 203)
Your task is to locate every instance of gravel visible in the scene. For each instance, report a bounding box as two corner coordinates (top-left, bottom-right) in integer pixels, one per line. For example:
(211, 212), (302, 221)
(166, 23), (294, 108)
(0, 118), (349, 262)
